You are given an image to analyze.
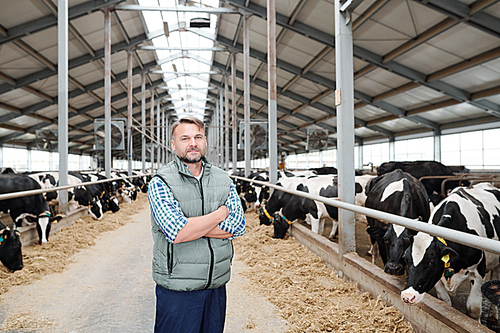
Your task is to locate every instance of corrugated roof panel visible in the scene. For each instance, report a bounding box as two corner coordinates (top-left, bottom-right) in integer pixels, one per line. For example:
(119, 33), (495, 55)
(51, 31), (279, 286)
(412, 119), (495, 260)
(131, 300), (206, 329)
(393, 42), (463, 75)
(439, 59), (500, 93)
(1, 0), (51, 28)
(426, 23), (499, 60)
(385, 86), (448, 110)
(0, 89), (44, 109)
(423, 104), (487, 123)
(355, 104), (389, 122)
(295, 0), (334, 37)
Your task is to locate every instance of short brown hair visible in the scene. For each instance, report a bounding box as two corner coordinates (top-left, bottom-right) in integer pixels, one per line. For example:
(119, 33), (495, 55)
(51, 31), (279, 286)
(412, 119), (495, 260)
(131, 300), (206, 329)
(171, 116), (205, 137)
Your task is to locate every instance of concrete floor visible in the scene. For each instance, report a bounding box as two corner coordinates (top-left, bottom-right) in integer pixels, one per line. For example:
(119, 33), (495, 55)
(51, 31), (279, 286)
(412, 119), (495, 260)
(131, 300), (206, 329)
(0, 204), (287, 333)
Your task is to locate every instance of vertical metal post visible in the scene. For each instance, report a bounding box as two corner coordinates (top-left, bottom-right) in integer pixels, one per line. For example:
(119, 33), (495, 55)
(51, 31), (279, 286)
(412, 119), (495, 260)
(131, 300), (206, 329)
(243, 14), (251, 177)
(335, 0), (356, 274)
(231, 53), (237, 173)
(434, 130), (441, 162)
(57, 0), (69, 213)
(219, 90), (224, 168)
(127, 50), (133, 176)
(225, 76), (230, 171)
(214, 101), (219, 166)
(389, 139), (395, 161)
(141, 73), (146, 173)
(104, 8), (112, 179)
(157, 102), (160, 169)
(267, 0), (278, 190)
(162, 108), (166, 165)
(358, 141), (363, 170)
(150, 89), (155, 172)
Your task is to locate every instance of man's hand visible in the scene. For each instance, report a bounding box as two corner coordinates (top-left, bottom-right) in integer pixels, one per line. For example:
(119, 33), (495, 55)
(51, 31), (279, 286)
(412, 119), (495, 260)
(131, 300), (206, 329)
(174, 204), (230, 243)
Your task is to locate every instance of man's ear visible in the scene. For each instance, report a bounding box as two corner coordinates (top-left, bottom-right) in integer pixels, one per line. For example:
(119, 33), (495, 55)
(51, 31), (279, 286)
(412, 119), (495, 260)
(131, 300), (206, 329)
(171, 139), (175, 152)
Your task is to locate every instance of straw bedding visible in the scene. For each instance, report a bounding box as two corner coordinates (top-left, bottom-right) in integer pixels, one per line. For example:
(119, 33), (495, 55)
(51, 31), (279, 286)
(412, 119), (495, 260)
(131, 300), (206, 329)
(234, 211), (413, 332)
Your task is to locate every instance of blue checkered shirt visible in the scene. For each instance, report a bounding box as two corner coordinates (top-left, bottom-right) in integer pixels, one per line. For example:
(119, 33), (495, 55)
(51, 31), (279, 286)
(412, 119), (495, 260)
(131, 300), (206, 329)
(148, 175), (246, 243)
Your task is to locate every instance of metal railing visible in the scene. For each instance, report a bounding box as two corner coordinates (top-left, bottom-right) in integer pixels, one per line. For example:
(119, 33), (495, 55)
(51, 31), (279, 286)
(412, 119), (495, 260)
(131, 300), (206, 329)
(231, 175), (500, 256)
(0, 173), (153, 202)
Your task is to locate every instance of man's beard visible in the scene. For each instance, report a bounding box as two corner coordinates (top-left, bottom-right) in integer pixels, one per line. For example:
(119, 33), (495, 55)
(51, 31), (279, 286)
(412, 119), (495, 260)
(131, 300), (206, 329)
(178, 148), (204, 164)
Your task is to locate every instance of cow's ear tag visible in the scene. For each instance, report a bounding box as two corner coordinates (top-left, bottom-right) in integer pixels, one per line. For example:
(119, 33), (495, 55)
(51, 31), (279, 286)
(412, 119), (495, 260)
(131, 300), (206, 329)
(0, 235), (5, 243)
(441, 254), (450, 268)
(248, 190), (252, 193)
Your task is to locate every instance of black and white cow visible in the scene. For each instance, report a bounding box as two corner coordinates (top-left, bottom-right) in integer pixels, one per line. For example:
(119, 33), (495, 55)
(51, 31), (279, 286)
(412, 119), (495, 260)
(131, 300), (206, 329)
(0, 174), (62, 244)
(0, 221), (23, 272)
(28, 172), (104, 220)
(364, 169), (431, 275)
(273, 175), (339, 239)
(377, 161), (470, 205)
(401, 183), (500, 320)
(269, 175), (374, 239)
(79, 173), (120, 213)
(258, 176), (311, 226)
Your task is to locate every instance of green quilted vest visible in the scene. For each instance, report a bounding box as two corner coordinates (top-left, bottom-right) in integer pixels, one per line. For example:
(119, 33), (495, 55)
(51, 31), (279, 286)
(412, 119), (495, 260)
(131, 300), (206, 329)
(151, 155), (233, 291)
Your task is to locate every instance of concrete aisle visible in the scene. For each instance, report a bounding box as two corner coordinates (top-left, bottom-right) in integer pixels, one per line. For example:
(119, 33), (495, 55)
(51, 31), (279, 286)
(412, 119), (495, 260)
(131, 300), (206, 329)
(0, 204), (287, 333)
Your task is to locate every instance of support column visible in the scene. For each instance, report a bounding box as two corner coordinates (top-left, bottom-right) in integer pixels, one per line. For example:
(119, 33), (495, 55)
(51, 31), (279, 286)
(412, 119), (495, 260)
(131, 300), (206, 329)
(214, 101), (219, 166)
(150, 89), (155, 173)
(268, 0), (278, 189)
(389, 139), (395, 161)
(162, 108), (166, 165)
(141, 73), (146, 173)
(219, 89), (224, 169)
(127, 50), (133, 176)
(434, 130), (441, 162)
(58, 0), (69, 213)
(335, 0), (356, 274)
(104, 8), (112, 179)
(157, 102), (161, 169)
(225, 76), (230, 171)
(358, 141), (363, 170)
(231, 53), (237, 173)
(243, 14), (251, 177)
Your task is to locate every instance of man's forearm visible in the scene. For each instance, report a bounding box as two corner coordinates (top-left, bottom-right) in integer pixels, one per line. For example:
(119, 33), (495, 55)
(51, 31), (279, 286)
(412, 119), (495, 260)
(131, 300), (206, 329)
(174, 206), (229, 243)
(205, 225), (233, 239)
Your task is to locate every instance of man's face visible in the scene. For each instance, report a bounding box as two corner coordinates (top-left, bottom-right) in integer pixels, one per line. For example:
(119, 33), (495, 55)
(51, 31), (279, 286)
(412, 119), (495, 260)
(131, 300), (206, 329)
(171, 123), (207, 164)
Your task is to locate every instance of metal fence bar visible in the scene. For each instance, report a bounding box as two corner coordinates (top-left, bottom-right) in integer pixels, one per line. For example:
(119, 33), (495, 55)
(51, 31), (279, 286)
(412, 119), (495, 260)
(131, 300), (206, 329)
(230, 175), (500, 256)
(0, 173), (154, 201)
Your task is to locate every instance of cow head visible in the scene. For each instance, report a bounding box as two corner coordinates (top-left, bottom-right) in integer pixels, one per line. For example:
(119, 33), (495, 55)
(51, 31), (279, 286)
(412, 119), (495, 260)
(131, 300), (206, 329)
(140, 183), (148, 193)
(26, 211), (63, 244)
(272, 211), (290, 239)
(383, 224), (415, 276)
(74, 188), (103, 220)
(0, 226), (23, 272)
(101, 193), (120, 213)
(258, 186), (288, 225)
(401, 233), (459, 306)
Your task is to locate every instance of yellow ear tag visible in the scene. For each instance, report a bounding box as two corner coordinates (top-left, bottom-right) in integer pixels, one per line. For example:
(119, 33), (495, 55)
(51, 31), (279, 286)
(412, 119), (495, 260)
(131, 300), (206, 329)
(248, 190), (252, 193)
(441, 254), (450, 268)
(437, 237), (447, 246)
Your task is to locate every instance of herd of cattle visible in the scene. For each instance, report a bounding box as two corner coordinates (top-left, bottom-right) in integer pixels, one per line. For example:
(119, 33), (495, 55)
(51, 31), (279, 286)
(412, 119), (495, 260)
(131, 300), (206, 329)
(1, 160), (500, 323)
(232, 161), (500, 322)
(0, 169), (151, 273)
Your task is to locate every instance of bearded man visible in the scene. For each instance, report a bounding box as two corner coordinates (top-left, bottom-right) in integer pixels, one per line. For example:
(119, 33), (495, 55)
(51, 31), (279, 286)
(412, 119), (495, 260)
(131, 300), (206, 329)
(148, 116), (246, 333)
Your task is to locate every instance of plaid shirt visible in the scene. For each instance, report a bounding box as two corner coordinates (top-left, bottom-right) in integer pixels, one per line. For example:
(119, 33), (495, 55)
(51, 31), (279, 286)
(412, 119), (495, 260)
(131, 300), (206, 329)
(148, 174), (246, 243)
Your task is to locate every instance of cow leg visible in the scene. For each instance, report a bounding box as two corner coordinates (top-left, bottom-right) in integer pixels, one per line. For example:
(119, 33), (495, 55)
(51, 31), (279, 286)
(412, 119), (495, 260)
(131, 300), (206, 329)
(434, 280), (452, 306)
(371, 239), (379, 266)
(328, 220), (338, 239)
(467, 272), (484, 321)
(310, 217), (321, 235)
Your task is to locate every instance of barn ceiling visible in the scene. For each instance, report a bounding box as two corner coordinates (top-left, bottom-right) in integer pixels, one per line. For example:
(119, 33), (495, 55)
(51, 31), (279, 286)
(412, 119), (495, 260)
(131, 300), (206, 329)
(0, 0), (499, 158)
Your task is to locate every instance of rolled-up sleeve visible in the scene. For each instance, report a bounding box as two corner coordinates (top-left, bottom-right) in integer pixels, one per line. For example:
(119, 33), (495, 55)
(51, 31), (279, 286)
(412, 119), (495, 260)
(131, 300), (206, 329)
(218, 182), (246, 239)
(148, 177), (188, 243)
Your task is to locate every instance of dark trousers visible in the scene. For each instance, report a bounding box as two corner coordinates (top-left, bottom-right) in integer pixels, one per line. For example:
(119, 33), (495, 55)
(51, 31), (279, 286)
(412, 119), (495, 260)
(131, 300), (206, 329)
(154, 284), (227, 333)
